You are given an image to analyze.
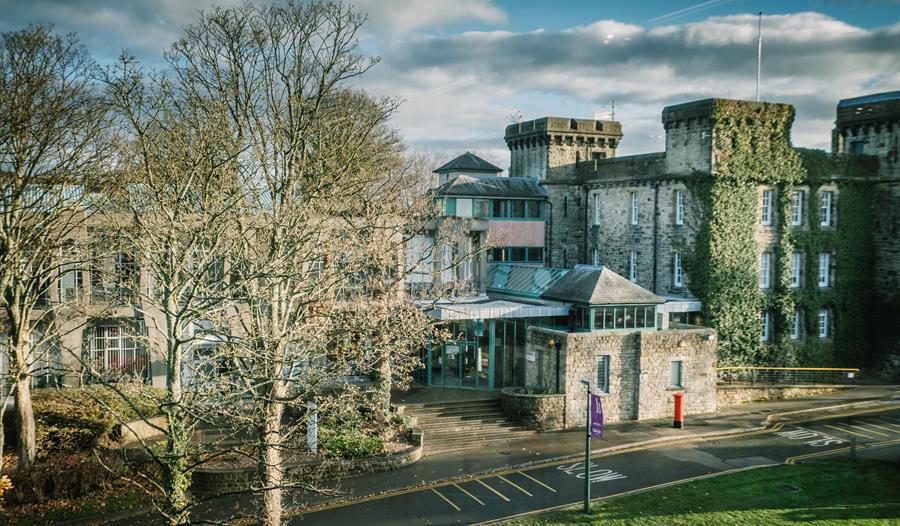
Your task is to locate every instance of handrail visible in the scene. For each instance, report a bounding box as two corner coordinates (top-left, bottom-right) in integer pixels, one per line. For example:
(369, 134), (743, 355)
(715, 366), (860, 385)
(715, 366), (860, 372)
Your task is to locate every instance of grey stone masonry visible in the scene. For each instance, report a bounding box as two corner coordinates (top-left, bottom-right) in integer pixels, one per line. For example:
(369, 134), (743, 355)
(525, 325), (717, 429)
(505, 117), (622, 181)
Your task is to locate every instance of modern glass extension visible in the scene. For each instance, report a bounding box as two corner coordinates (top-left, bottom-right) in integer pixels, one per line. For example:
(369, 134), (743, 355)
(421, 317), (567, 391)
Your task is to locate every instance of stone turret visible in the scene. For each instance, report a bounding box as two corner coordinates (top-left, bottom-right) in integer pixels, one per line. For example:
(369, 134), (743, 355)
(504, 117), (622, 182)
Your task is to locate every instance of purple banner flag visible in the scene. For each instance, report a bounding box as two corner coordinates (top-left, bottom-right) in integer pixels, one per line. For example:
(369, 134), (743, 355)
(590, 394), (604, 438)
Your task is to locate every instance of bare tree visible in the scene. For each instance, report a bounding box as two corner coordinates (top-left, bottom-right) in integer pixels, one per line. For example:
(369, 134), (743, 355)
(160, 3), (445, 524)
(0, 25), (111, 473)
(98, 53), (244, 525)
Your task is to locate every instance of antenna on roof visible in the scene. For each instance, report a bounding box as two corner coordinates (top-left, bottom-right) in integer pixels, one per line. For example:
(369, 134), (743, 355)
(755, 12), (762, 102)
(611, 100), (615, 121)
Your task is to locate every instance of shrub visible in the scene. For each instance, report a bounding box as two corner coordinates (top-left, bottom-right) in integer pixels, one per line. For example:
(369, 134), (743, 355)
(319, 427), (384, 459)
(32, 383), (164, 454)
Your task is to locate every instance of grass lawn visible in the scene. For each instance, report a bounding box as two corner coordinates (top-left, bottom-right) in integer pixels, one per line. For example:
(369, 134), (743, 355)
(509, 460), (900, 525)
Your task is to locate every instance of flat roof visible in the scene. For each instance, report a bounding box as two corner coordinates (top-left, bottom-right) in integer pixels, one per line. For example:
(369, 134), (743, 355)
(427, 296), (570, 321)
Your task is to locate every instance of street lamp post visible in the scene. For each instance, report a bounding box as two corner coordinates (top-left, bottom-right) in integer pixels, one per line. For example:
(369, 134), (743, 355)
(580, 378), (591, 514)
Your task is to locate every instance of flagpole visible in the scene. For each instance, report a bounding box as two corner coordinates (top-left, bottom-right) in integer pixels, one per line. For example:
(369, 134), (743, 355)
(756, 11), (762, 102)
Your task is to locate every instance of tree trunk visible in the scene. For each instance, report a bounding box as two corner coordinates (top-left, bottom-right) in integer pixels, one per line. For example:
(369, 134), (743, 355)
(260, 386), (285, 526)
(373, 352), (392, 431)
(14, 375), (36, 473)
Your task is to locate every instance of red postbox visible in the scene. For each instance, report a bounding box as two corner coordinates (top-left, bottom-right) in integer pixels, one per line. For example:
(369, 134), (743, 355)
(672, 392), (684, 429)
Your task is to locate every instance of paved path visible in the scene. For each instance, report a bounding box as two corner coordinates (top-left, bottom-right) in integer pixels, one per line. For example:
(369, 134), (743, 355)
(287, 406), (900, 525)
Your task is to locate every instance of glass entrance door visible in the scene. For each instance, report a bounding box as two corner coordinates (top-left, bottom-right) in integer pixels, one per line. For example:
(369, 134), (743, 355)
(426, 321), (495, 391)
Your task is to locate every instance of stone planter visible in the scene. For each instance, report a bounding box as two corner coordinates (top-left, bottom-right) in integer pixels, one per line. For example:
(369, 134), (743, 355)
(191, 428), (424, 497)
(118, 416), (167, 445)
(501, 387), (566, 431)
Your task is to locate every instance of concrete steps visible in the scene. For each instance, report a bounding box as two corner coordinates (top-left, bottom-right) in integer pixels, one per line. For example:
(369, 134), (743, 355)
(405, 397), (537, 456)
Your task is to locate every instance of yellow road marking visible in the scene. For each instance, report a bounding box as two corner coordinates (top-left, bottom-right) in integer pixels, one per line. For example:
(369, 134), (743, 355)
(857, 421), (900, 435)
(453, 483), (485, 506)
(872, 417), (900, 431)
(498, 475), (533, 497)
(786, 437), (900, 464)
(476, 478), (510, 502)
(518, 471), (557, 493)
(824, 423), (876, 440)
(431, 487), (460, 511)
(289, 422), (785, 517)
(848, 421), (890, 437)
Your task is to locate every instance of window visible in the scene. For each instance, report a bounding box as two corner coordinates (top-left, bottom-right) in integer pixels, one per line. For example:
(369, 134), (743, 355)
(791, 310), (803, 340)
(761, 311), (771, 342)
(628, 250), (637, 282)
(791, 190), (805, 226)
(509, 200), (526, 218)
(630, 192), (638, 225)
(58, 261), (83, 301)
(88, 324), (148, 378)
(675, 190), (685, 225)
(445, 197), (456, 216)
(593, 194), (601, 225)
(592, 248), (599, 266)
(760, 189), (772, 225)
(820, 191), (834, 227)
(596, 356), (610, 394)
(850, 141), (865, 155)
(818, 252), (831, 288)
(670, 360), (683, 388)
(673, 252), (683, 287)
(563, 196), (568, 218)
(492, 200), (504, 218)
(790, 252), (802, 288)
(818, 308), (831, 338)
(491, 247), (543, 263)
(759, 252), (771, 289)
(527, 201), (543, 219)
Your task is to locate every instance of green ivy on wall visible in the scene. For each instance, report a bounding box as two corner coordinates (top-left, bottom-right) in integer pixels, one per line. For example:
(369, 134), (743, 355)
(686, 100), (823, 366)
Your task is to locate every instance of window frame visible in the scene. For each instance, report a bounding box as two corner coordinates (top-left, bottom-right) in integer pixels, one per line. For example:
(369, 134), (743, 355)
(628, 250), (637, 282)
(596, 355), (610, 394)
(790, 251), (802, 288)
(673, 251), (683, 287)
(820, 191), (834, 227)
(791, 310), (803, 340)
(759, 252), (771, 289)
(675, 190), (685, 226)
(669, 360), (683, 389)
(760, 311), (770, 342)
(818, 252), (831, 288)
(791, 190), (805, 226)
(630, 192), (638, 225)
(761, 189), (773, 226)
(818, 308), (830, 339)
(593, 194), (601, 225)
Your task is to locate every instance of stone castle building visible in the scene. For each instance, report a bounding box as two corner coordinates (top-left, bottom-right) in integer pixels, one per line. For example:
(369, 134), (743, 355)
(505, 91), (900, 367)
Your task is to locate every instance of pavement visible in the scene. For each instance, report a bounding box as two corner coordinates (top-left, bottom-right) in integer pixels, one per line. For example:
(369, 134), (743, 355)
(88, 383), (899, 525)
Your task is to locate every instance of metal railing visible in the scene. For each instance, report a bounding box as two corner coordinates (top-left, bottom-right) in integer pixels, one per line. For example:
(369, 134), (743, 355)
(716, 366), (860, 385)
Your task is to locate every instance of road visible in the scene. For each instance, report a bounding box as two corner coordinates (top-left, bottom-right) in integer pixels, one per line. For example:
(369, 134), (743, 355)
(286, 407), (900, 525)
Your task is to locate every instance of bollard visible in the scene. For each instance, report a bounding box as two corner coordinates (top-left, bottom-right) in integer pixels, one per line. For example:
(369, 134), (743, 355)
(673, 393), (684, 429)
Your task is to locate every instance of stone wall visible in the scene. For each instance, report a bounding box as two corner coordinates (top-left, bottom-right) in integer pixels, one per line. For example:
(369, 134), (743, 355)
(501, 388), (566, 431)
(192, 431), (424, 497)
(873, 181), (900, 301)
(545, 183), (586, 268)
(527, 325), (717, 429)
(636, 329), (718, 420)
(716, 384), (846, 407)
(118, 416), (167, 445)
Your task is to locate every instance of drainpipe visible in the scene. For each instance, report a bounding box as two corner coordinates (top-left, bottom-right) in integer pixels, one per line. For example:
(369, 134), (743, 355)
(652, 182), (660, 293)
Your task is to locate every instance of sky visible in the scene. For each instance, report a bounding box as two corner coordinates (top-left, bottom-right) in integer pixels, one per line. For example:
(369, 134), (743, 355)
(2, 0), (899, 170)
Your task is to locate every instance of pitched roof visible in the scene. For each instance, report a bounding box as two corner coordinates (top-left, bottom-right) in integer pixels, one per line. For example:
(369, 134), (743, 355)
(487, 264), (569, 299)
(540, 265), (665, 305)
(433, 174), (548, 199)
(433, 152), (503, 174)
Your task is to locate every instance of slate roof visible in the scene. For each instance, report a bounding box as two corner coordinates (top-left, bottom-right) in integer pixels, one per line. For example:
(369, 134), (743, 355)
(433, 174), (548, 199)
(487, 264), (569, 299)
(838, 91), (900, 108)
(433, 152), (503, 174)
(540, 265), (665, 305)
